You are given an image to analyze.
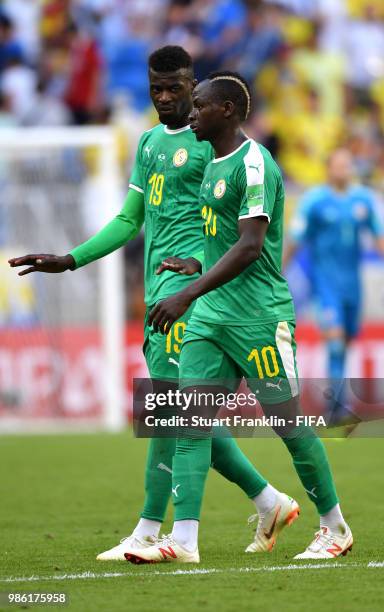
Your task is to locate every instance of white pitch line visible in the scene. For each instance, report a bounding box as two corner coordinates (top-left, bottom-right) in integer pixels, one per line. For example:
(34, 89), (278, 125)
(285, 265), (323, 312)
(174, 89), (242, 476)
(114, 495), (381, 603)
(1, 561), (383, 584)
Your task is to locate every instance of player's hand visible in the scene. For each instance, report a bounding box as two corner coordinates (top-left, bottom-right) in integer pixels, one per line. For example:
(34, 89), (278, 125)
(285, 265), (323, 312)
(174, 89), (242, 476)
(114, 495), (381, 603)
(149, 292), (192, 334)
(8, 254), (75, 276)
(156, 257), (201, 276)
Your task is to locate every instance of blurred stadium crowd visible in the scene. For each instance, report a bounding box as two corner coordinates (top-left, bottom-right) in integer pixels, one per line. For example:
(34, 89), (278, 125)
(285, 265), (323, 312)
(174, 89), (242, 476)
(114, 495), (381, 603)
(1, 0), (384, 321)
(1, 0), (384, 190)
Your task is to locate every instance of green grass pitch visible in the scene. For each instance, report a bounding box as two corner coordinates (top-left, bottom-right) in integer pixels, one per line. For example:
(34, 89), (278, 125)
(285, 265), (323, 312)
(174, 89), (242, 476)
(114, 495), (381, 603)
(1, 433), (384, 612)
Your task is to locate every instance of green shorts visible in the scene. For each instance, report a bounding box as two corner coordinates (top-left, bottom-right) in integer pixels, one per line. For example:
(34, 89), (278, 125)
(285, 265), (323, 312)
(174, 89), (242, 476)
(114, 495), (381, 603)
(179, 318), (299, 404)
(143, 303), (196, 380)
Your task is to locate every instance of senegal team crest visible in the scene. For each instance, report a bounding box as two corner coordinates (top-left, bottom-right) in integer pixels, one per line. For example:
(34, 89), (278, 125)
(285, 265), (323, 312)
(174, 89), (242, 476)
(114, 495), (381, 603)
(214, 179), (226, 199)
(173, 148), (188, 167)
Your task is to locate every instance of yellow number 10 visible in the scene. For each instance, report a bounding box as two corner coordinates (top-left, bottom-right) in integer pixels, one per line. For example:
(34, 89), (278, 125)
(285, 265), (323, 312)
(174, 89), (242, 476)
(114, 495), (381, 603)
(247, 346), (279, 378)
(148, 173), (164, 206)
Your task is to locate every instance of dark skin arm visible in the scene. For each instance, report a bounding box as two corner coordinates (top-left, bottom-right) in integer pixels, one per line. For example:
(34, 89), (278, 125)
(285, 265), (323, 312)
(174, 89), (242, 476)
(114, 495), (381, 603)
(149, 217), (268, 333)
(8, 254), (75, 275)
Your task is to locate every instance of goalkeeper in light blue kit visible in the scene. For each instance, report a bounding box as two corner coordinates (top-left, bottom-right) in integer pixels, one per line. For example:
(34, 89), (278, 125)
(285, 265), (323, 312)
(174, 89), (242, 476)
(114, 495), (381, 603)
(285, 148), (384, 425)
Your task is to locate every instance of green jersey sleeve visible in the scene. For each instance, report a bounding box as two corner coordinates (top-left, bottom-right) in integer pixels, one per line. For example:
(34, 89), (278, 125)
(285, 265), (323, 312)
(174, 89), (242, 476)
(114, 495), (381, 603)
(129, 136), (145, 192)
(237, 142), (281, 222)
(70, 187), (144, 268)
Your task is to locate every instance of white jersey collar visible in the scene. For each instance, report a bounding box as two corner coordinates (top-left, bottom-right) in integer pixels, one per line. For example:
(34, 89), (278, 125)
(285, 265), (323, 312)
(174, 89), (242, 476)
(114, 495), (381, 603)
(164, 125), (191, 135)
(212, 139), (251, 163)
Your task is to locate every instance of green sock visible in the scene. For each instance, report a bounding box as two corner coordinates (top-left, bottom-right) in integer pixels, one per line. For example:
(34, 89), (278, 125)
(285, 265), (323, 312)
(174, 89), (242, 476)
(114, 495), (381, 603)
(172, 438), (211, 521)
(282, 425), (339, 514)
(141, 438), (176, 521)
(211, 433), (267, 498)
(141, 434), (267, 522)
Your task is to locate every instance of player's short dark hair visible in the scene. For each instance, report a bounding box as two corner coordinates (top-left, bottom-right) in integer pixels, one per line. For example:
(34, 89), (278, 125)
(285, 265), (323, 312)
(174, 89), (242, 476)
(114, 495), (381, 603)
(208, 70), (251, 121)
(148, 45), (193, 75)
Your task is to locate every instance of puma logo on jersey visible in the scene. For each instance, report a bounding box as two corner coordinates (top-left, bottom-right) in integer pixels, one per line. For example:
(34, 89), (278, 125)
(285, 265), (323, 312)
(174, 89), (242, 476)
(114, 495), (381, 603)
(172, 484), (181, 497)
(157, 462), (173, 474)
(304, 487), (317, 498)
(168, 357), (180, 368)
(266, 379), (283, 391)
(248, 163), (261, 173)
(145, 145), (154, 157)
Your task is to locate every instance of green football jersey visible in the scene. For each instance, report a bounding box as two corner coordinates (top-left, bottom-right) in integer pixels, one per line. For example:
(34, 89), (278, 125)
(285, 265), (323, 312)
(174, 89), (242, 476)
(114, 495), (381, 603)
(191, 138), (295, 325)
(129, 124), (213, 306)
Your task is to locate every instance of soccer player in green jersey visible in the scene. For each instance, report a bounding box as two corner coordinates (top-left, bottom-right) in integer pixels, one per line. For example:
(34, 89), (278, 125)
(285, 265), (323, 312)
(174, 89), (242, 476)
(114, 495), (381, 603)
(9, 48), (298, 560)
(125, 71), (353, 564)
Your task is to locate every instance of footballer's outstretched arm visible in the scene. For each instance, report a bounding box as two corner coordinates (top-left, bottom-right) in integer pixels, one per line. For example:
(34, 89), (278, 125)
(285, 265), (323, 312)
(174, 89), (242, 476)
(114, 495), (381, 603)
(149, 216), (268, 332)
(8, 188), (145, 276)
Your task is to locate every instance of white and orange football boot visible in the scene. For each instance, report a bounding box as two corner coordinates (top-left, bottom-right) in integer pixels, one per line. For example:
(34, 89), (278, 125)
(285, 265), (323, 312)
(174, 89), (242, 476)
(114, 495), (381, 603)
(124, 534), (199, 564)
(245, 492), (300, 553)
(294, 524), (353, 559)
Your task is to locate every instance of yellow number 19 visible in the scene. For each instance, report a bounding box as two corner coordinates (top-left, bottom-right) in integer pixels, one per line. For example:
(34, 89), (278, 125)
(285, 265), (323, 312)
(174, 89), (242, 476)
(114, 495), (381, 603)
(148, 173), (164, 206)
(166, 322), (186, 354)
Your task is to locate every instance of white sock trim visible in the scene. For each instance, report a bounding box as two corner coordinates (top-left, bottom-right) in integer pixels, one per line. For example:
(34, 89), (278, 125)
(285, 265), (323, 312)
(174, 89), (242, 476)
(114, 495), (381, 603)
(172, 520), (199, 552)
(132, 518), (161, 539)
(252, 484), (279, 515)
(320, 503), (347, 533)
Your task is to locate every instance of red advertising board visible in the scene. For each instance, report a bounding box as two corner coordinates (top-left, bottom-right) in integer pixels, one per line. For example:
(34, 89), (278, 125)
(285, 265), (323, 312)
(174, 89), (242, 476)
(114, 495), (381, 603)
(0, 323), (383, 426)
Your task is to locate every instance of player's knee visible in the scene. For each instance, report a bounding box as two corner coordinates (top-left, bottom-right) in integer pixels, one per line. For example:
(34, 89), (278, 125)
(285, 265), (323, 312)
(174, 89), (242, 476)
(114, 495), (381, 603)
(323, 326), (345, 343)
(327, 337), (346, 357)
